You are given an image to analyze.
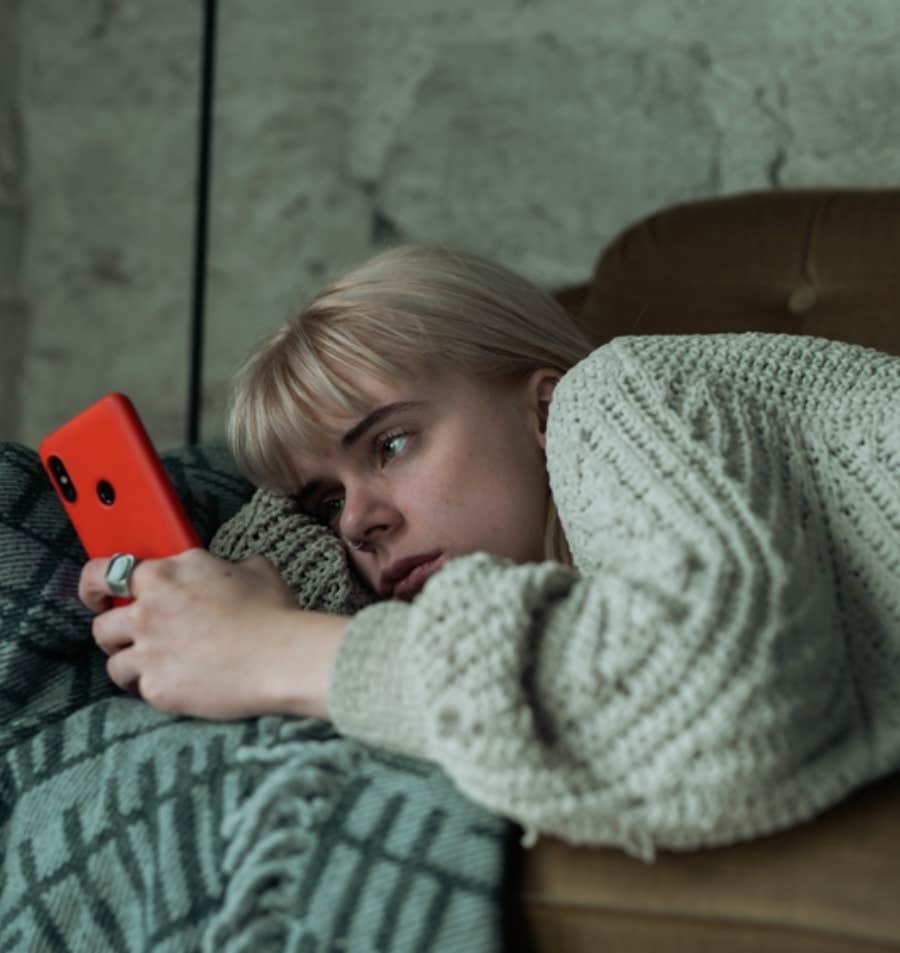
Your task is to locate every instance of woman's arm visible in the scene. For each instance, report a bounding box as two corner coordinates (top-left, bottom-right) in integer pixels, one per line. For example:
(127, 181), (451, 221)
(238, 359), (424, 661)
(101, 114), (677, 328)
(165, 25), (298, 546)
(79, 549), (348, 721)
(328, 542), (855, 861)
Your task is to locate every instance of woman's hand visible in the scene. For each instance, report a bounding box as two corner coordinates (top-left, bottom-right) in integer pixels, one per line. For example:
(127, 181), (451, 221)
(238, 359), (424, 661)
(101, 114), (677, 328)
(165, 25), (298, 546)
(79, 549), (348, 721)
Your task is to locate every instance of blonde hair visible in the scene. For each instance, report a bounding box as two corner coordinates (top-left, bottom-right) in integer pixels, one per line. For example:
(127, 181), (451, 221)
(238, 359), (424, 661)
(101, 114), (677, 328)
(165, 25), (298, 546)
(228, 243), (592, 564)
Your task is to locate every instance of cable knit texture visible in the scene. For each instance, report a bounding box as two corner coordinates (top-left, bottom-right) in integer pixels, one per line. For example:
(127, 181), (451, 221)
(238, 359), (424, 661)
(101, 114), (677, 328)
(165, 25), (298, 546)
(328, 332), (900, 860)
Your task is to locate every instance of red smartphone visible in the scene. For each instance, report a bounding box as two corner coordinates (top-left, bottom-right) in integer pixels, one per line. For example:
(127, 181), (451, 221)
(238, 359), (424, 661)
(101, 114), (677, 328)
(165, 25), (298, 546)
(38, 393), (201, 566)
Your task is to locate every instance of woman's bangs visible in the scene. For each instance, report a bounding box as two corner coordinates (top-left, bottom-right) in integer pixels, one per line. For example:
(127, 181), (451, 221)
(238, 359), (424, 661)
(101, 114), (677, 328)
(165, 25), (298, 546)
(249, 328), (416, 492)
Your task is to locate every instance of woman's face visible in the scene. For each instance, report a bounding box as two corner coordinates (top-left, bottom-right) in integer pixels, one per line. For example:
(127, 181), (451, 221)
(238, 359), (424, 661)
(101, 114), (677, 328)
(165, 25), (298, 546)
(290, 364), (558, 601)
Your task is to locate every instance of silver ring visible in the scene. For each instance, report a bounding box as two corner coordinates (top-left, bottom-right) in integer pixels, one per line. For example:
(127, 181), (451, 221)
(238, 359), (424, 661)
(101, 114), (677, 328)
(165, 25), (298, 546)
(105, 553), (137, 599)
(348, 539), (365, 551)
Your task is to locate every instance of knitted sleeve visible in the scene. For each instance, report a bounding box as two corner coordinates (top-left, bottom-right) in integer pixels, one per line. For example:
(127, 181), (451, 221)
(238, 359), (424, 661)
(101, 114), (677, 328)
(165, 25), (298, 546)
(209, 487), (373, 615)
(330, 334), (895, 860)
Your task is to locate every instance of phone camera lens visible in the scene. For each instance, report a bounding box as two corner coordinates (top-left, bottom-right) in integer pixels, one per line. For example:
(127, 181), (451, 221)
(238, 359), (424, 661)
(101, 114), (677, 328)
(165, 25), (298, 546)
(48, 456), (77, 502)
(97, 480), (116, 506)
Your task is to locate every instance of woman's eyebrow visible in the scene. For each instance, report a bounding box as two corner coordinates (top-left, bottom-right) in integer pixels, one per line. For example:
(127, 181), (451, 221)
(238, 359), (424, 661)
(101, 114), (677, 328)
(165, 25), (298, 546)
(340, 400), (427, 449)
(296, 400), (428, 506)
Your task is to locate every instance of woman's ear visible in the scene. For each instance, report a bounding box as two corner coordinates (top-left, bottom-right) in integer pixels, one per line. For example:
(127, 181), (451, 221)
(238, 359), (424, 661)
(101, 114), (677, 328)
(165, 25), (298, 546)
(526, 368), (561, 450)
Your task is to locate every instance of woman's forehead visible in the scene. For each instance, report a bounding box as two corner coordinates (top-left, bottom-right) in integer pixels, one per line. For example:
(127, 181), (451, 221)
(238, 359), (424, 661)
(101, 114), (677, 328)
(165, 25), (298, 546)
(292, 369), (436, 458)
(313, 371), (425, 429)
(306, 360), (506, 440)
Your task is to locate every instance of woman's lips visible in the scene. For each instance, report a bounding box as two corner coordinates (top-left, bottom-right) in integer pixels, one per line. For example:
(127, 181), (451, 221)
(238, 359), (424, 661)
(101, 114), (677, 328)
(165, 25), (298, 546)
(391, 555), (445, 601)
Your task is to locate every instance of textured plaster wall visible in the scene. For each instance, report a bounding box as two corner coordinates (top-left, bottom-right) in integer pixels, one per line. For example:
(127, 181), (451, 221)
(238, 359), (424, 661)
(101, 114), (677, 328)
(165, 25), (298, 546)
(14, 1), (201, 449)
(0, 0), (26, 441)
(7, 0), (900, 449)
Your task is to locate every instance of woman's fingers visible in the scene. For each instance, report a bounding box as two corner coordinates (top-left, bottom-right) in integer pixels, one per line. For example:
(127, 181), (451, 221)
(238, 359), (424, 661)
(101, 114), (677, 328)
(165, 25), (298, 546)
(78, 558), (114, 613)
(79, 551), (191, 613)
(91, 608), (135, 655)
(72, 548), (330, 720)
(106, 646), (141, 697)
(78, 555), (144, 612)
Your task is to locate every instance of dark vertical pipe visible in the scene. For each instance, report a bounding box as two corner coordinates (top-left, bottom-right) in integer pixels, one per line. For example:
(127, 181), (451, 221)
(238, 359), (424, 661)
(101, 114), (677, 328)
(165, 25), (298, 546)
(187, 0), (218, 445)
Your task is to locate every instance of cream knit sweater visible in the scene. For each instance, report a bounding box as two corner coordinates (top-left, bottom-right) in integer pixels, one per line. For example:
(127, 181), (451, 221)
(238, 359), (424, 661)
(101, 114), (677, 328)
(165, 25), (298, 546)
(325, 333), (900, 860)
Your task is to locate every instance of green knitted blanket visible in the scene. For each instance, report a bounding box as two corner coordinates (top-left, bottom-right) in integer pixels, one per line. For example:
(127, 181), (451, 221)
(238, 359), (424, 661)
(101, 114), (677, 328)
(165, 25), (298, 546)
(0, 441), (512, 953)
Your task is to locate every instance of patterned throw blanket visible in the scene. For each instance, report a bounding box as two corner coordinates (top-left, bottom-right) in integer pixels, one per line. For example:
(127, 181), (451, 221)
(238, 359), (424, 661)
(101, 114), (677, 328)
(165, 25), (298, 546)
(0, 441), (512, 953)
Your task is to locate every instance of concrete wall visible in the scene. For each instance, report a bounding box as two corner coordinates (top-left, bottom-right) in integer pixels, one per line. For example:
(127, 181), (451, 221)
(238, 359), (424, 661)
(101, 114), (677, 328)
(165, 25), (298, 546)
(14, 0), (201, 449)
(6, 0), (900, 450)
(0, 0), (27, 441)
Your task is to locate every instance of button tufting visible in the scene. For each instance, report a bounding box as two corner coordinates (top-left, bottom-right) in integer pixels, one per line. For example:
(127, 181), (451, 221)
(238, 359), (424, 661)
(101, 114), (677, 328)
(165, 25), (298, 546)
(788, 284), (818, 314)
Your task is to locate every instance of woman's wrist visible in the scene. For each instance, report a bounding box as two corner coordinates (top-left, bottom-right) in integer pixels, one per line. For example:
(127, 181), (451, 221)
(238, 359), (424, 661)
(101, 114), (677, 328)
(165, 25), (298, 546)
(261, 609), (349, 720)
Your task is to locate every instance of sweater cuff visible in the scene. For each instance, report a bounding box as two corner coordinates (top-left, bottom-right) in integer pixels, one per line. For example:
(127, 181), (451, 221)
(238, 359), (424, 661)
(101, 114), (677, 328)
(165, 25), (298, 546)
(328, 600), (428, 759)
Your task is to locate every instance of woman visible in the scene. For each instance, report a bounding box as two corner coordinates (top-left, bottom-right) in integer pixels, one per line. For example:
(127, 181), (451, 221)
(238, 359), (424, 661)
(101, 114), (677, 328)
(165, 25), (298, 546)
(79, 244), (900, 858)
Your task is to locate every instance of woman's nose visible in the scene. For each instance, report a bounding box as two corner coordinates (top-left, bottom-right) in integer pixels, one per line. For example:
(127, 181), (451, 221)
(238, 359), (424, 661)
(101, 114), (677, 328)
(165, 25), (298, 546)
(339, 484), (396, 547)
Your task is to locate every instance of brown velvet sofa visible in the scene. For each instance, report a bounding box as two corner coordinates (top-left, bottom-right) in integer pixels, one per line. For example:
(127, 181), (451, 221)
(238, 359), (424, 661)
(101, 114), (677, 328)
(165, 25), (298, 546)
(515, 189), (900, 953)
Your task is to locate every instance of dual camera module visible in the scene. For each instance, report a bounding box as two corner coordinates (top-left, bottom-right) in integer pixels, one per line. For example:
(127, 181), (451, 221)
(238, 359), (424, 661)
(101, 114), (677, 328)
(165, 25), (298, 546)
(48, 456), (116, 506)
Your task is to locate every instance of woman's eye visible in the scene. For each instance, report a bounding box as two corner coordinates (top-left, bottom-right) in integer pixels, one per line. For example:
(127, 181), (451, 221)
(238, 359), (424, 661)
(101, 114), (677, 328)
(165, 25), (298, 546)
(378, 432), (411, 463)
(316, 496), (344, 526)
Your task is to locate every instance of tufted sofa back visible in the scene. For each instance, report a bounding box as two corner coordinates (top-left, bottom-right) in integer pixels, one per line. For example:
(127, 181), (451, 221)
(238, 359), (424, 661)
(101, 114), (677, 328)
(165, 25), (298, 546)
(570, 188), (900, 358)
